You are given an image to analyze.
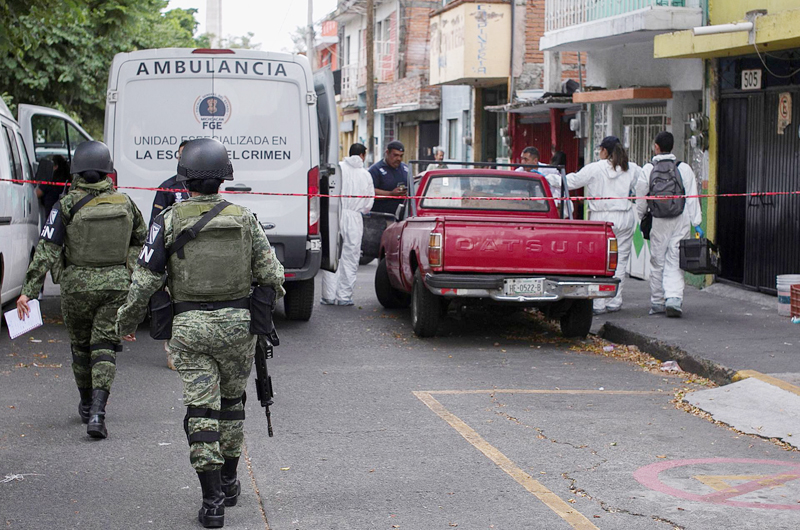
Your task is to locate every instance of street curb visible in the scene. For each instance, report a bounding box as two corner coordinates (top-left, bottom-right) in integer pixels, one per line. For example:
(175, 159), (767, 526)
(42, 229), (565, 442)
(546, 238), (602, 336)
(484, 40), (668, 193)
(597, 322), (736, 386)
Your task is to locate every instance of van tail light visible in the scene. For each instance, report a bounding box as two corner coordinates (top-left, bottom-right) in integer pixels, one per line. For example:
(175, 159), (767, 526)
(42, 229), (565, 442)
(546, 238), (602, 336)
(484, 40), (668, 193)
(192, 49), (235, 54)
(607, 237), (618, 272)
(308, 166), (320, 236)
(108, 171), (118, 187)
(428, 231), (443, 268)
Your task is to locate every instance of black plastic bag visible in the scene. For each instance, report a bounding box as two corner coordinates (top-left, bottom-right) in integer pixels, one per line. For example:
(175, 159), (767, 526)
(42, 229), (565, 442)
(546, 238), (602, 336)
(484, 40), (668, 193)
(250, 285), (276, 336)
(149, 290), (173, 340)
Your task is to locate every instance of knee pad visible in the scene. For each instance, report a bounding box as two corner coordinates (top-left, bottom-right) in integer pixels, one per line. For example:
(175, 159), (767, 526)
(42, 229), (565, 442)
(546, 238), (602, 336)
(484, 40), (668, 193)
(89, 343), (122, 368)
(183, 407), (221, 444)
(219, 393), (246, 421)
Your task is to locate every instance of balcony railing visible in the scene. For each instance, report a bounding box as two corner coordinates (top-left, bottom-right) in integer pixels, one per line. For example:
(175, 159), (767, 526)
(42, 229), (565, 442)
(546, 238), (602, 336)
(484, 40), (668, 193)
(546, 0), (703, 33)
(340, 40), (396, 101)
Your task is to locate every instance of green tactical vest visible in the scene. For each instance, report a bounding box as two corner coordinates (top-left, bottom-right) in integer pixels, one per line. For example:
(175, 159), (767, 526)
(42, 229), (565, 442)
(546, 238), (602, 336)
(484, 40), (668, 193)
(168, 201), (252, 303)
(65, 193), (134, 267)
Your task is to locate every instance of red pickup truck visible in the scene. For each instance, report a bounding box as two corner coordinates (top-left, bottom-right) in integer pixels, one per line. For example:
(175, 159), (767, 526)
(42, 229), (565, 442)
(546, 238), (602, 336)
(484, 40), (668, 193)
(374, 169), (620, 338)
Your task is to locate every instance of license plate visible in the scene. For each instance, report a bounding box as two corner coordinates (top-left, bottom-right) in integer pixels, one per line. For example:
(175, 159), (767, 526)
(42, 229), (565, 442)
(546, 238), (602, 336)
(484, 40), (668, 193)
(503, 278), (544, 297)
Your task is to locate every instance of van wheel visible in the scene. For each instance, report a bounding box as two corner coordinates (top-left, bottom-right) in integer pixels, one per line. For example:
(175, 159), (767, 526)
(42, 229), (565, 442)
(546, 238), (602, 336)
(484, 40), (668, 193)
(283, 279), (315, 321)
(411, 270), (442, 337)
(359, 253), (375, 266)
(375, 258), (410, 309)
(559, 300), (593, 338)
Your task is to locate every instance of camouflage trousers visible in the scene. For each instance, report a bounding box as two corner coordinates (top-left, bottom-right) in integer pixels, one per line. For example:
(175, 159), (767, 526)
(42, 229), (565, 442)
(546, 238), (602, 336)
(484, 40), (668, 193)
(61, 290), (127, 392)
(170, 309), (256, 472)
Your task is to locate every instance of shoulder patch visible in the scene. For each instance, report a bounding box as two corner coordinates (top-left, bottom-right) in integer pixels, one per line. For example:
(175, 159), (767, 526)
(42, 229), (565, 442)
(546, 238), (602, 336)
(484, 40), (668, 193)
(40, 202), (66, 245)
(138, 215), (167, 272)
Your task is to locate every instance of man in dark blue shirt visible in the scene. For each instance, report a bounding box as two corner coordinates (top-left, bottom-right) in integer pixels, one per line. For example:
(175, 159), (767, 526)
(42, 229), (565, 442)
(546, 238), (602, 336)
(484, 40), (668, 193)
(368, 140), (409, 214)
(150, 140), (190, 224)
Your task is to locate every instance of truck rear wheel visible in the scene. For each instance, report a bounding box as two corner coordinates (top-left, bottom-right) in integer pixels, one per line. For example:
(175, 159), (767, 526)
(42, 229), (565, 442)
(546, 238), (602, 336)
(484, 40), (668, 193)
(559, 299), (593, 338)
(283, 279), (315, 321)
(375, 258), (410, 309)
(411, 270), (442, 337)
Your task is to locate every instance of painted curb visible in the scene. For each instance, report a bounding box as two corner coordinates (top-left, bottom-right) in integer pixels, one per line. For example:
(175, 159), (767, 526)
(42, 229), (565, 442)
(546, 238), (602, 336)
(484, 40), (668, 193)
(596, 322), (736, 385)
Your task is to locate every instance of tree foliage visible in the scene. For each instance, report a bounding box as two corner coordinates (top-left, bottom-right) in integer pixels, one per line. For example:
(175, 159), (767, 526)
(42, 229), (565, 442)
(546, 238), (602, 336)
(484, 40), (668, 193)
(0, 0), (207, 138)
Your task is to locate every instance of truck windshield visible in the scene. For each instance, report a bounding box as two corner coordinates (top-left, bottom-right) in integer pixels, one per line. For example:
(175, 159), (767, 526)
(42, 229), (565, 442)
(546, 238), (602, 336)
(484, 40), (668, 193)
(421, 174), (550, 212)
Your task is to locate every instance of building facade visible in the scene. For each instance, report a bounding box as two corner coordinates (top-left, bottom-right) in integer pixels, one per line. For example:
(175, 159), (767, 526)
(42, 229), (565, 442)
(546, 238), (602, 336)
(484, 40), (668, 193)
(331, 0), (441, 168)
(655, 0), (800, 293)
(541, 0), (708, 280)
(429, 0), (585, 171)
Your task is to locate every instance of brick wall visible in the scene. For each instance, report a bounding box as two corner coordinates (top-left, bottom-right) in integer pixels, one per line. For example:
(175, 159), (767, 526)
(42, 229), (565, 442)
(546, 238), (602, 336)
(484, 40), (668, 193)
(522, 0), (584, 89)
(378, 74), (441, 108)
(404, 6), (435, 75)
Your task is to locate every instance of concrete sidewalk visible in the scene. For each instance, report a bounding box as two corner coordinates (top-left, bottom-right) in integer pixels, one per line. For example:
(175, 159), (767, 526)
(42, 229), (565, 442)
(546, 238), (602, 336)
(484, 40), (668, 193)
(590, 275), (799, 384)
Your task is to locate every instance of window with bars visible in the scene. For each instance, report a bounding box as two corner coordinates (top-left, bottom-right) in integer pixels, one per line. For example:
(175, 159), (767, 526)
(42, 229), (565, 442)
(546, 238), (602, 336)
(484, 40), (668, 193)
(383, 114), (396, 148)
(622, 105), (667, 166)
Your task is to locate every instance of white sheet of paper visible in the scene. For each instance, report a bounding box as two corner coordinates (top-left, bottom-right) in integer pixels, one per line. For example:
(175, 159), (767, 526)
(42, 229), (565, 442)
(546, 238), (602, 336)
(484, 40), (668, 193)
(4, 299), (43, 340)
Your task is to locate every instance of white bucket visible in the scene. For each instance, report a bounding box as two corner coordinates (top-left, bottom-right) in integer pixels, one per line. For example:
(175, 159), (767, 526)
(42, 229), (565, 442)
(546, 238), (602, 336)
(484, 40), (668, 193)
(777, 274), (800, 316)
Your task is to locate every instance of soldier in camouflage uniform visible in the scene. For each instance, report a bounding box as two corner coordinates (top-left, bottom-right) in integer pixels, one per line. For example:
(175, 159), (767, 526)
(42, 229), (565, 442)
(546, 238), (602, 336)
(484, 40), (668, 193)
(115, 138), (285, 529)
(17, 141), (146, 440)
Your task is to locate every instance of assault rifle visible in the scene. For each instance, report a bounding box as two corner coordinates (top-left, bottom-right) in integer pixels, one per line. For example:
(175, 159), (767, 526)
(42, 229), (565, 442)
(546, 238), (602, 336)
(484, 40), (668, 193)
(255, 328), (279, 437)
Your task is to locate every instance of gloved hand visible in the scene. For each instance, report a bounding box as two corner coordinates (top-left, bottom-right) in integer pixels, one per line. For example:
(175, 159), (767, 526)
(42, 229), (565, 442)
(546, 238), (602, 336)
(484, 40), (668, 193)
(694, 225), (705, 239)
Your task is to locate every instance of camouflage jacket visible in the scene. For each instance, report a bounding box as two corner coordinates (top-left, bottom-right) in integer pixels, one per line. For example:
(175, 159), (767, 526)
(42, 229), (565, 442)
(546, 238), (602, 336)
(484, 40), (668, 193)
(21, 177), (146, 298)
(115, 194), (286, 336)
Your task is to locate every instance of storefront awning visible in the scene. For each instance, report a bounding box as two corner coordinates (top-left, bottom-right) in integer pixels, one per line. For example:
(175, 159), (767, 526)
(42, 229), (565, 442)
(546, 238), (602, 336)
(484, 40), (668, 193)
(572, 87), (672, 104)
(485, 95), (580, 114)
(374, 103), (439, 114)
(654, 8), (800, 59)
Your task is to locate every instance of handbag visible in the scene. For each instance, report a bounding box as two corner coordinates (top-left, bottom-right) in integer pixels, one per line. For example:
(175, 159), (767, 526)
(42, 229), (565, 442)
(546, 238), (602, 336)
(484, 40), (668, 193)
(640, 210), (653, 240)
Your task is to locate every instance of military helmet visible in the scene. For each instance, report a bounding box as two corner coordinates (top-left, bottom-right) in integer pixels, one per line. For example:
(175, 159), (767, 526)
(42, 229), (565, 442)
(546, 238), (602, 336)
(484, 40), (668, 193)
(176, 138), (234, 182)
(70, 141), (114, 175)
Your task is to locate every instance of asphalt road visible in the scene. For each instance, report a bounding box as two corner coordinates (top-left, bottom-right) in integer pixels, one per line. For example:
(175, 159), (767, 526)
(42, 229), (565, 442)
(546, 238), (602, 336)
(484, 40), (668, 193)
(2, 263), (799, 530)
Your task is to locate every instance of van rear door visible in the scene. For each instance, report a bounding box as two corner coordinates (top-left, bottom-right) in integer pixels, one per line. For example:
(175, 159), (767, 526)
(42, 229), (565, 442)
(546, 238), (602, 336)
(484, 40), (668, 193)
(18, 104), (92, 173)
(313, 66), (341, 273)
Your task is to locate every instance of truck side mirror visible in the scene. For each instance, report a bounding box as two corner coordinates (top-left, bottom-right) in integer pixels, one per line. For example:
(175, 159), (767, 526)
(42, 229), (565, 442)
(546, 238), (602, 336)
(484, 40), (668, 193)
(395, 202), (406, 221)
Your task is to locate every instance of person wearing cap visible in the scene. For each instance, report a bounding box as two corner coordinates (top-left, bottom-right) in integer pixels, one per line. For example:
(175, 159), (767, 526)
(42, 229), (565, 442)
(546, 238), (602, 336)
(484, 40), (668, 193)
(16, 141), (146, 439)
(556, 136), (646, 314)
(368, 140), (409, 215)
(150, 139), (191, 224)
(115, 138), (285, 528)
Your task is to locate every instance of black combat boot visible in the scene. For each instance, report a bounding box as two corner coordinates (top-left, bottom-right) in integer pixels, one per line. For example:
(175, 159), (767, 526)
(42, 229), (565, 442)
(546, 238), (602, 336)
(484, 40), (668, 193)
(197, 470), (225, 528)
(78, 388), (92, 424)
(221, 457), (241, 507)
(86, 389), (109, 439)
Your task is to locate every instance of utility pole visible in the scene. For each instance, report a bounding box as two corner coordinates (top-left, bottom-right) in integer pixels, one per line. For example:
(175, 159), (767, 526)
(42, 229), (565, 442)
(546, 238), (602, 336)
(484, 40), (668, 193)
(366, 0), (375, 162)
(307, 0), (315, 70)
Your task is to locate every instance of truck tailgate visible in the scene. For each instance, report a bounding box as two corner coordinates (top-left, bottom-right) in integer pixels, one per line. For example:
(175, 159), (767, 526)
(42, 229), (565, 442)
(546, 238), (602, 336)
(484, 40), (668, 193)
(441, 217), (612, 276)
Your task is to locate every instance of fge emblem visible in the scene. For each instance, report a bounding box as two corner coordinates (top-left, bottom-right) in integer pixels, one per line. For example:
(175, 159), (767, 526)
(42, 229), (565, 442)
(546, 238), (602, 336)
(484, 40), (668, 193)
(194, 94), (231, 130)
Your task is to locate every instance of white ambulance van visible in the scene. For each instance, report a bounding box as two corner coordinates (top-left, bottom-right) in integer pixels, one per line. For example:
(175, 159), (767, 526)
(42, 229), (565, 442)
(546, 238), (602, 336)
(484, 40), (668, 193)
(1, 100), (92, 307)
(104, 48), (341, 321)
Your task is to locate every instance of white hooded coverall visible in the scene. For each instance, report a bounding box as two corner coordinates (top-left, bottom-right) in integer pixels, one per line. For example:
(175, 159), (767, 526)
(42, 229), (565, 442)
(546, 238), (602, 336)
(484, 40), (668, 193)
(638, 154), (702, 306)
(321, 155), (375, 303)
(556, 160), (646, 311)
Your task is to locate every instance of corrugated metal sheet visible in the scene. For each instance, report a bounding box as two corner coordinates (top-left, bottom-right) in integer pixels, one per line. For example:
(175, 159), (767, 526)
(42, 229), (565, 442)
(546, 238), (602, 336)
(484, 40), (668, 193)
(756, 89), (800, 293)
(717, 95), (749, 284)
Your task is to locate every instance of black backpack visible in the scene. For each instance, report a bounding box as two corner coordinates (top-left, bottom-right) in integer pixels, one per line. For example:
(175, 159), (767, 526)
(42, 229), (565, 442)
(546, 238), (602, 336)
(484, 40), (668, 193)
(647, 159), (685, 218)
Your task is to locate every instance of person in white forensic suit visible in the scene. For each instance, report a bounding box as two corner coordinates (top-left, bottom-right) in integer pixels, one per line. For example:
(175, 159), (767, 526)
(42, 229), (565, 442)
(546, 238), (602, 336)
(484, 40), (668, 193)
(637, 131), (702, 318)
(556, 136), (646, 314)
(321, 143), (375, 306)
